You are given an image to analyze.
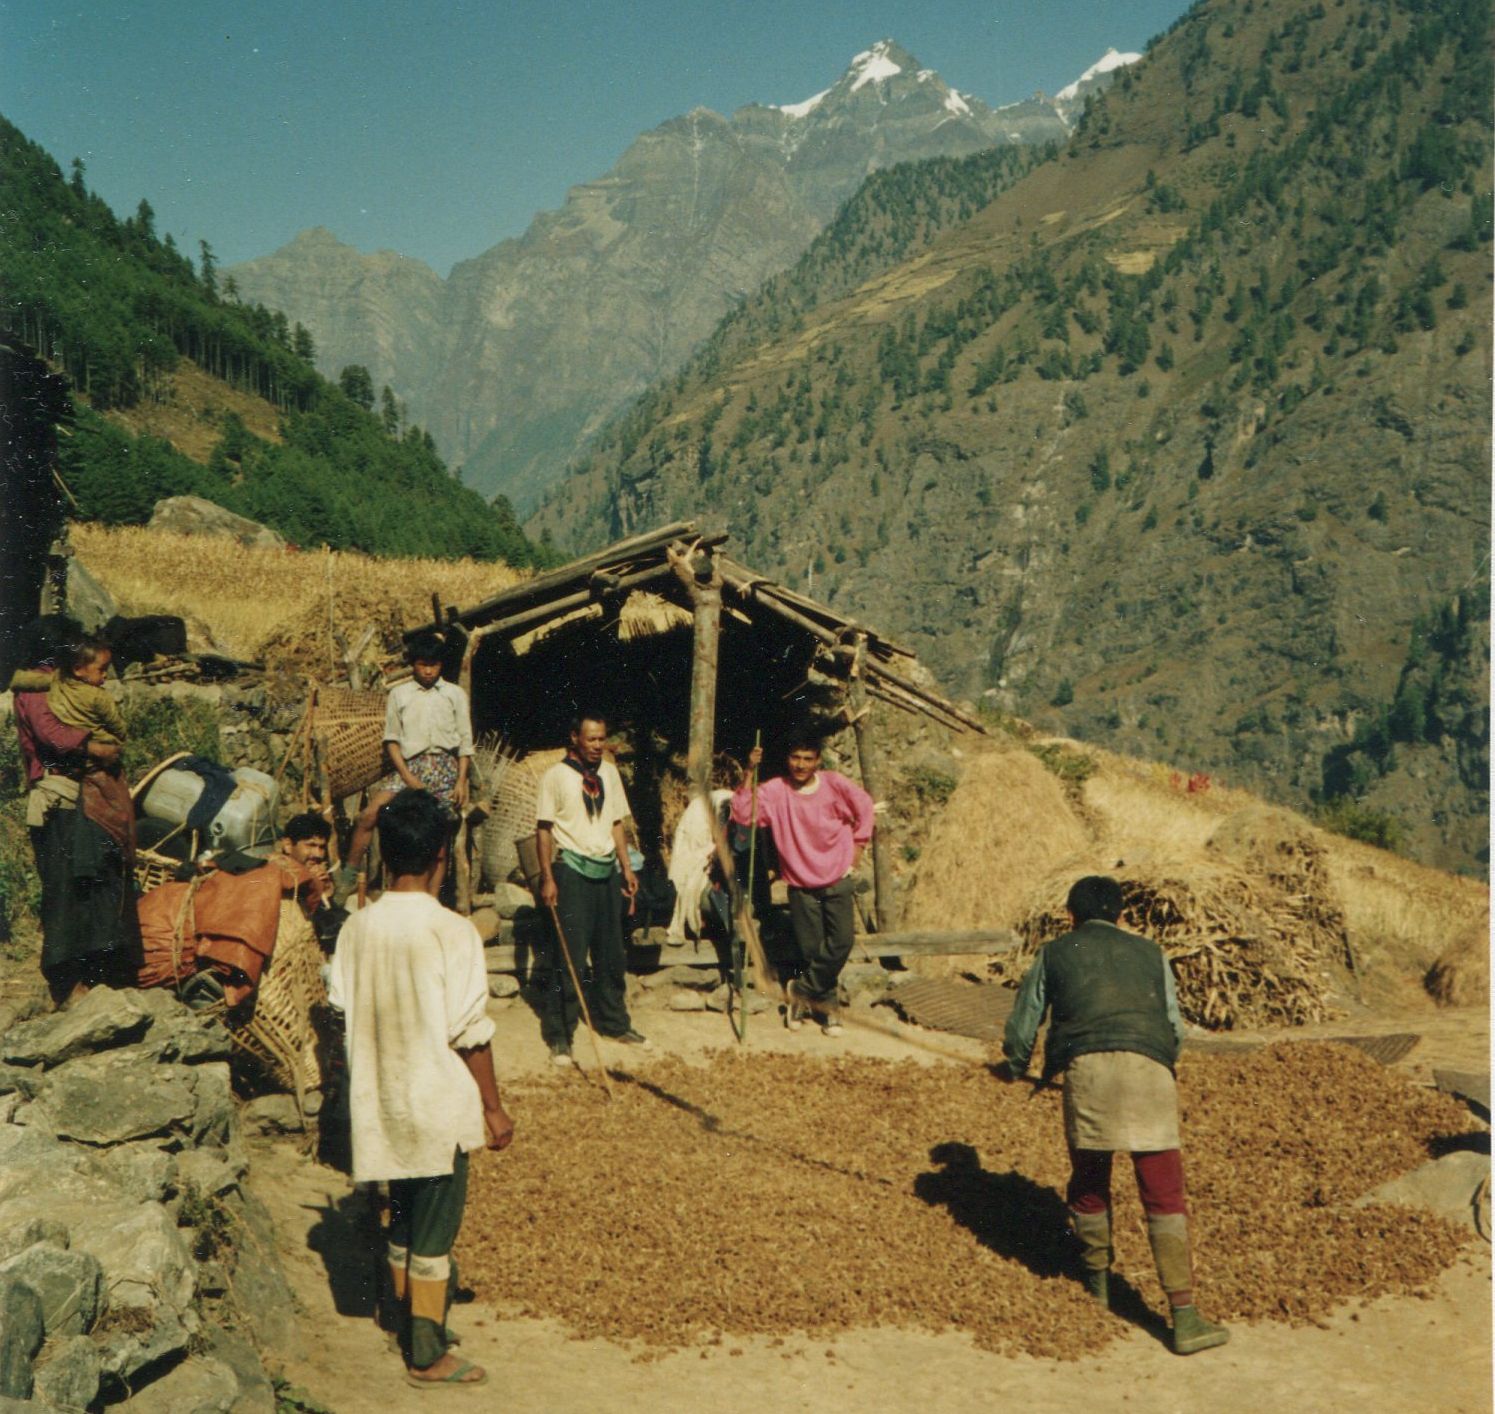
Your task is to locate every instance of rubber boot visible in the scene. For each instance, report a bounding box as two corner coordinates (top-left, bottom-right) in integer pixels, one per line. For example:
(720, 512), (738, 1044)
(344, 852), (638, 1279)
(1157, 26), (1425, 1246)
(1169, 1303), (1230, 1355)
(1147, 1214), (1229, 1354)
(1071, 1210), (1112, 1307)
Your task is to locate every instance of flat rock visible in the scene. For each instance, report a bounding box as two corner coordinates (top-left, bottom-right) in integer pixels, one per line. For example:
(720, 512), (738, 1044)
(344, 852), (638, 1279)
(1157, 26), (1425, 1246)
(0, 1066), (40, 1099)
(32, 1054), (197, 1145)
(90, 1203), (195, 1314)
(0, 1218), (69, 1265)
(90, 1142), (177, 1204)
(0, 1243), (102, 1337)
(187, 1063), (237, 1148)
(488, 974), (521, 999)
(31, 1334), (100, 1412)
(95, 1306), (193, 1386)
(241, 1095), (303, 1136)
(204, 1326), (276, 1414)
(668, 990), (707, 1012)
(0, 988), (154, 1069)
(148, 495), (285, 549)
(493, 882), (535, 919)
(1360, 1150), (1491, 1228)
(125, 1354), (240, 1413)
(174, 1148), (241, 1199)
(222, 1191), (302, 1357)
(0, 1273), (41, 1400)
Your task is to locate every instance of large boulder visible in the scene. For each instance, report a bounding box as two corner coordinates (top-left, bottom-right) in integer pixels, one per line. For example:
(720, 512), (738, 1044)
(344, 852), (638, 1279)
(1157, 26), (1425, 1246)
(1, 987), (156, 1069)
(31, 1335), (101, 1412)
(148, 496), (285, 550)
(0, 1274), (41, 1400)
(61, 556), (117, 632)
(222, 1191), (303, 1357)
(28, 1053), (198, 1146)
(90, 1141), (178, 1204)
(122, 1354), (239, 1413)
(0, 1242), (101, 1338)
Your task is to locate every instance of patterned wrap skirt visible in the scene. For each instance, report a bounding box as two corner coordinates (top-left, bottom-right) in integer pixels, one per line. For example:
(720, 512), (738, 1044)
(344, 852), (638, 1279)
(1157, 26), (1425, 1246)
(375, 749), (461, 814)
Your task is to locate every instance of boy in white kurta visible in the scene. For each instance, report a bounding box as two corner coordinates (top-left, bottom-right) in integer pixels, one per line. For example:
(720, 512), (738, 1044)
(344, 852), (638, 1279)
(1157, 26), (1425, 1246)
(329, 789), (514, 1388)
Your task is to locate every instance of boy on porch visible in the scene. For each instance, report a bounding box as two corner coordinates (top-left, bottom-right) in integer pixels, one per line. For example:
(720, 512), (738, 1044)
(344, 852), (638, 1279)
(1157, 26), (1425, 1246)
(346, 630), (473, 878)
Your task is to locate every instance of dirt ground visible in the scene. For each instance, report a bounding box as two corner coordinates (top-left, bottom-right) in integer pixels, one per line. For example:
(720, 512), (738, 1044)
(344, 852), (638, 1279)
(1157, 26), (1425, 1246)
(256, 988), (1493, 1414)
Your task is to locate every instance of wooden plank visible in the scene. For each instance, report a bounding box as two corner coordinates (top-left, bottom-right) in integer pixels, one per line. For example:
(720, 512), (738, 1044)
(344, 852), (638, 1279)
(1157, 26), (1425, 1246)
(481, 925), (1021, 972)
(849, 929), (1021, 959)
(848, 634), (894, 932)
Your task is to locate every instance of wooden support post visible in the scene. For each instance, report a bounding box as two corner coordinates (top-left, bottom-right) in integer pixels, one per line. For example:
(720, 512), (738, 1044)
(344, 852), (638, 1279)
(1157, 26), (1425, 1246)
(671, 541), (723, 793)
(848, 634), (894, 933)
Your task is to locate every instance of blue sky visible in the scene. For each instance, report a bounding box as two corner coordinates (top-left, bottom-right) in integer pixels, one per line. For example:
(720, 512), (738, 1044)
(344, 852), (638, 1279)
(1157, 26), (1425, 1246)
(2, 0), (1191, 276)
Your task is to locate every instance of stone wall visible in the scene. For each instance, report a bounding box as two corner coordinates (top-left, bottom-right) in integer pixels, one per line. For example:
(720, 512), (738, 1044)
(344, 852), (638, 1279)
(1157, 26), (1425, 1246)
(0, 988), (299, 1410)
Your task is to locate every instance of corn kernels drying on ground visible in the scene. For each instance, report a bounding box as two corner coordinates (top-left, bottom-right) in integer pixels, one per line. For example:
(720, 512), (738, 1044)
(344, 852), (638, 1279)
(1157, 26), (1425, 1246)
(457, 1044), (1476, 1359)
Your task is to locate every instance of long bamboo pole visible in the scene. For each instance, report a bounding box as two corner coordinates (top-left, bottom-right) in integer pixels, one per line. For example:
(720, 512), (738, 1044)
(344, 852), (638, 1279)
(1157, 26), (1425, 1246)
(546, 904), (615, 1099)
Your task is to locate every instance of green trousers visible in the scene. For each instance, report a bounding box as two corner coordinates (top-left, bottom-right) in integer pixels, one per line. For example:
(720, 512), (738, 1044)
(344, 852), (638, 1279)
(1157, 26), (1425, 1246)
(387, 1150), (468, 1369)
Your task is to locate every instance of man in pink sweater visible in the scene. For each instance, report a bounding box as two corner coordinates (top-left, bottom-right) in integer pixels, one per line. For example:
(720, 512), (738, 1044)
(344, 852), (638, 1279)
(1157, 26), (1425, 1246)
(734, 736), (875, 1035)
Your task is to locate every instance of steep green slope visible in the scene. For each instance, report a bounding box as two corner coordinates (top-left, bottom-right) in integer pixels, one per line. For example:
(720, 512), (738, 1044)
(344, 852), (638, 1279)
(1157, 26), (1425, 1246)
(0, 117), (549, 565)
(535, 0), (1492, 872)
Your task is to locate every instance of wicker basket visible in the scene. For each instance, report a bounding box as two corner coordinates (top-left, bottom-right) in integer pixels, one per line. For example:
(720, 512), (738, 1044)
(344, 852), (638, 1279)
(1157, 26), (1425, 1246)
(228, 900), (328, 1104)
(478, 754), (557, 890)
(313, 687), (388, 799)
(134, 847), (183, 897)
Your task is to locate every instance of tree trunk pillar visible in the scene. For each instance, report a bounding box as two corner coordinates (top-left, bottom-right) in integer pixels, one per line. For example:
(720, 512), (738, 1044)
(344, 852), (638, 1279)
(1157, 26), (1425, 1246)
(849, 634), (894, 932)
(686, 559), (723, 794)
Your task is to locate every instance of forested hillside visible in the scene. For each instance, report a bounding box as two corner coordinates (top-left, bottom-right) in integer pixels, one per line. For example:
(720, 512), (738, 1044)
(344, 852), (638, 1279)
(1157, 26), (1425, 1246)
(0, 118), (549, 565)
(535, 0), (1492, 873)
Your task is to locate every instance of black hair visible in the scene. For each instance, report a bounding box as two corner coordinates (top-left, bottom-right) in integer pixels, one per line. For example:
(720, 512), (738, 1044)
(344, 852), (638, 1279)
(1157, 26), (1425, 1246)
(21, 615), (83, 669)
(406, 629), (446, 665)
(376, 789), (450, 877)
(60, 636), (110, 676)
(784, 733), (823, 757)
(1066, 875), (1124, 924)
(569, 710), (608, 737)
(282, 811), (332, 844)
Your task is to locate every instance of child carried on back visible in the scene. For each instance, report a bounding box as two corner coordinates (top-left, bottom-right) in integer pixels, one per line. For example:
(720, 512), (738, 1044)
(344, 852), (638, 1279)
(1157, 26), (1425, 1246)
(48, 637), (126, 768)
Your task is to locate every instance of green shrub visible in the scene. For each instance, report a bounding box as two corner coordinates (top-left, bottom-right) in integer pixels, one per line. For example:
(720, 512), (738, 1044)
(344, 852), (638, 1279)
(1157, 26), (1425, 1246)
(121, 696), (222, 779)
(1031, 744), (1096, 792)
(904, 764), (959, 807)
(1314, 798), (1404, 850)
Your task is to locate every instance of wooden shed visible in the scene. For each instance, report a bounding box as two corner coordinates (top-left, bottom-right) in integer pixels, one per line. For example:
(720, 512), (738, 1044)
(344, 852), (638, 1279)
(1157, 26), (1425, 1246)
(415, 521), (986, 934)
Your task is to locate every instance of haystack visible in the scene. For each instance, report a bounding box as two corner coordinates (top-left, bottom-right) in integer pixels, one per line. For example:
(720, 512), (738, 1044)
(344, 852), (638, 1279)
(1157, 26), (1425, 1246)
(998, 805), (1354, 1031)
(901, 748), (1089, 931)
(1424, 927), (1491, 1007)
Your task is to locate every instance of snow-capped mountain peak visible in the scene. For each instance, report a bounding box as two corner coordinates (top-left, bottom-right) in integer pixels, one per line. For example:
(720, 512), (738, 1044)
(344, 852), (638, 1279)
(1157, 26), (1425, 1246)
(848, 39), (903, 91)
(1055, 47), (1142, 103)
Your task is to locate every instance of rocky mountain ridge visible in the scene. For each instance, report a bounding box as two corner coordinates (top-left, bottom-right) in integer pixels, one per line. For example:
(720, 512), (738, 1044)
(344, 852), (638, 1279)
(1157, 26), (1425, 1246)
(530, 0), (1492, 874)
(228, 43), (1130, 510)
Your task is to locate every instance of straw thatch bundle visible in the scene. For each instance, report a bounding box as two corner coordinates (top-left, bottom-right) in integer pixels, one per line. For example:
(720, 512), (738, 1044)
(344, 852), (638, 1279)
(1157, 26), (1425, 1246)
(901, 748), (1090, 932)
(1424, 927), (1491, 1007)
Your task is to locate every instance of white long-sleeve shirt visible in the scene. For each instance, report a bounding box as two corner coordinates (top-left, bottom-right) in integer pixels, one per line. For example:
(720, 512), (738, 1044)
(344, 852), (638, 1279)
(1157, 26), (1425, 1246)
(383, 678), (474, 760)
(328, 891), (495, 1181)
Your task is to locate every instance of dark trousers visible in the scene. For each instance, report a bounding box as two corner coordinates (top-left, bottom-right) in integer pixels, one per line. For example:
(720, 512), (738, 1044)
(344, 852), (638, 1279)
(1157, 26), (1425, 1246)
(1066, 1147), (1188, 1217)
(387, 1150), (468, 1369)
(788, 875), (856, 1003)
(542, 861), (631, 1045)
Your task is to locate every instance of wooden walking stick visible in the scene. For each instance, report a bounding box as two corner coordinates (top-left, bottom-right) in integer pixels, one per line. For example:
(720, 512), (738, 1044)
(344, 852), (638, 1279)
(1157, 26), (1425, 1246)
(545, 903), (615, 1099)
(733, 729), (763, 1042)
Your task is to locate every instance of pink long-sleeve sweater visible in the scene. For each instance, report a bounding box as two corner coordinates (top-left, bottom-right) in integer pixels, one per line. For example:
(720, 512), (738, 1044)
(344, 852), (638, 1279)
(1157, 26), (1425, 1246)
(731, 769), (874, 890)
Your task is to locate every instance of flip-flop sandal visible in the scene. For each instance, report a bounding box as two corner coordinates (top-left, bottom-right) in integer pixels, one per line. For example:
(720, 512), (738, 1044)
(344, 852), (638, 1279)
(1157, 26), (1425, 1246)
(404, 1358), (487, 1390)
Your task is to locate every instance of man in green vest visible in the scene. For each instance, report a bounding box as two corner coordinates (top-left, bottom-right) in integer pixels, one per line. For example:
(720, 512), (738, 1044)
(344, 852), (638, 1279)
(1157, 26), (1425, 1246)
(1001, 875), (1228, 1356)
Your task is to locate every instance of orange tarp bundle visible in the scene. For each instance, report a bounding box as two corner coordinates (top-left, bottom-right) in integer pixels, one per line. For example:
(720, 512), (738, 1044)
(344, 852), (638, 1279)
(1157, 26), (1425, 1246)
(138, 857), (325, 1004)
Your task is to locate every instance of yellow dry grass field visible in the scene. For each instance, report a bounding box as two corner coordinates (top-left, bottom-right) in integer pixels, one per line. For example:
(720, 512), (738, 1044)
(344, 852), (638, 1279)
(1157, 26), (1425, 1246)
(71, 522), (525, 667)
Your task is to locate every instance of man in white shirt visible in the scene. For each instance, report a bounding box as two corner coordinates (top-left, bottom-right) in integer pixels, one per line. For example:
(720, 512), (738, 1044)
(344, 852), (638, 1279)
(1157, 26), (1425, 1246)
(329, 789), (514, 1388)
(535, 712), (643, 1063)
(346, 629), (474, 875)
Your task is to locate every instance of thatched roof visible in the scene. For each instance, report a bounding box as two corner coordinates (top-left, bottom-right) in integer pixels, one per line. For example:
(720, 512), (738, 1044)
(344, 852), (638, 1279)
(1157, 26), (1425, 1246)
(417, 520), (983, 735)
